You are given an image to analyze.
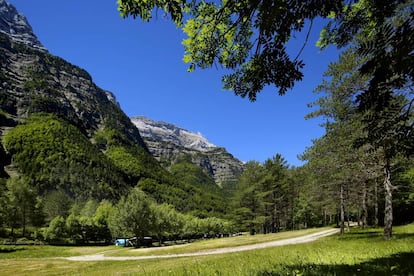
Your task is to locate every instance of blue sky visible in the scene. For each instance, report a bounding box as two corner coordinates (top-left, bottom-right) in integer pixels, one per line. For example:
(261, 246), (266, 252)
(8, 0), (339, 166)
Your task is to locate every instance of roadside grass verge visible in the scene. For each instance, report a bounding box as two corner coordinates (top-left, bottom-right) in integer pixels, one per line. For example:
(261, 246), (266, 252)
(0, 224), (413, 275)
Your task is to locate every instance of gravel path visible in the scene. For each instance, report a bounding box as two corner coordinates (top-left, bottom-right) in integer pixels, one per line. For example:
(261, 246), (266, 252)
(66, 228), (339, 261)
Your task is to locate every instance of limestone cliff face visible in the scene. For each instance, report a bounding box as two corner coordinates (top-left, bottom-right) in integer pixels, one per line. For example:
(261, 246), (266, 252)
(0, 0), (45, 50)
(131, 116), (244, 186)
(0, 1), (147, 154)
(132, 116), (216, 151)
(0, 34), (146, 148)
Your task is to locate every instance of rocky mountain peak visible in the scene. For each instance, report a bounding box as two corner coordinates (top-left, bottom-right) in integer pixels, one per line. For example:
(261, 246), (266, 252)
(131, 116), (244, 186)
(0, 0), (45, 50)
(131, 116), (216, 152)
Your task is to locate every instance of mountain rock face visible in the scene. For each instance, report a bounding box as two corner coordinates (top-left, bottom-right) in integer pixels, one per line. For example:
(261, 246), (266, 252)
(0, 33), (146, 150)
(131, 116), (245, 186)
(0, 0), (147, 176)
(0, 0), (45, 50)
(132, 116), (216, 151)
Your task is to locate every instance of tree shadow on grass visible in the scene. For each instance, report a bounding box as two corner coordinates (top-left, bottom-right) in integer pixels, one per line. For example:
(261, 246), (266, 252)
(0, 246), (25, 253)
(334, 229), (414, 241)
(258, 252), (414, 276)
(336, 230), (382, 240)
(392, 232), (414, 240)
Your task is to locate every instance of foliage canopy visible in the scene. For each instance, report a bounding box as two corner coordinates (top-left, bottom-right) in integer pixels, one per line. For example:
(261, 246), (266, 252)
(118, 0), (412, 104)
(118, 0), (343, 100)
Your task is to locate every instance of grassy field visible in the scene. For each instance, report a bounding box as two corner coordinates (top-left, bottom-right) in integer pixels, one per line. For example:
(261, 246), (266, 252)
(106, 227), (330, 257)
(0, 224), (413, 275)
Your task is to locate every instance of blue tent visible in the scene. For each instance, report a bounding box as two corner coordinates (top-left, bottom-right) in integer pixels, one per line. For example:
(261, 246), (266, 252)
(115, 238), (129, 247)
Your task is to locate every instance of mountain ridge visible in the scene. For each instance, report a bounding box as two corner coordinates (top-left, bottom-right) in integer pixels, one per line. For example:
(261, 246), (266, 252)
(0, 0), (45, 51)
(131, 116), (216, 152)
(132, 116), (244, 186)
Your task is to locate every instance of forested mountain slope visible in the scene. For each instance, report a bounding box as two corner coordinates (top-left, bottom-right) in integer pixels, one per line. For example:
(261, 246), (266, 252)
(0, 0), (226, 216)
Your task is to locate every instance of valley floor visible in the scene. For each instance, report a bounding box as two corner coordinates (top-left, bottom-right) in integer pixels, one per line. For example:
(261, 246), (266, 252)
(66, 228), (339, 261)
(1, 224), (413, 275)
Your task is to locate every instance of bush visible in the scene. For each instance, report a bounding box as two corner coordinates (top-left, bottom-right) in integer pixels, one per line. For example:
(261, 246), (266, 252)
(43, 216), (66, 243)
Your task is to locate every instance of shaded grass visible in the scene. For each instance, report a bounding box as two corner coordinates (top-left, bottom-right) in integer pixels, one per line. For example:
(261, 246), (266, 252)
(257, 252), (414, 276)
(0, 246), (25, 253)
(0, 245), (116, 259)
(0, 224), (413, 275)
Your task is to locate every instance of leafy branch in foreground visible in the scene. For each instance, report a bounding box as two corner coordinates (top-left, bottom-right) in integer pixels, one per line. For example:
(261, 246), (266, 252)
(117, 0), (412, 105)
(118, 0), (343, 100)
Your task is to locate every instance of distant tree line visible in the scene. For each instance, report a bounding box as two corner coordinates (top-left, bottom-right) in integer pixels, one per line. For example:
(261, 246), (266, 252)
(0, 177), (233, 245)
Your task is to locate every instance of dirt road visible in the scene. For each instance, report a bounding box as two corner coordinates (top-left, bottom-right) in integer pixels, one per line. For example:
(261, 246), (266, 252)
(66, 228), (339, 261)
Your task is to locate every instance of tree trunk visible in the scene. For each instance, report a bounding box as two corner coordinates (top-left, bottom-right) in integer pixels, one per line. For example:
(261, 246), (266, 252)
(11, 208), (17, 240)
(357, 209), (360, 226)
(291, 201), (296, 230)
(22, 202), (27, 238)
(346, 193), (350, 232)
(273, 202), (278, 233)
(374, 179), (379, 228)
(340, 184), (345, 235)
(361, 180), (368, 229)
(383, 161), (393, 240)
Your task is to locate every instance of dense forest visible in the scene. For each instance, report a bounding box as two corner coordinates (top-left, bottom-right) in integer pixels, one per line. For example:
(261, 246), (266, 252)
(0, 113), (231, 244)
(1, 0), (413, 245)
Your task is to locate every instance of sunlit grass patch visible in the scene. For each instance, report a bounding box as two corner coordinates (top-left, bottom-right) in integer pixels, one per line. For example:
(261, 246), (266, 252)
(0, 245), (115, 259)
(107, 227), (330, 256)
(0, 224), (413, 275)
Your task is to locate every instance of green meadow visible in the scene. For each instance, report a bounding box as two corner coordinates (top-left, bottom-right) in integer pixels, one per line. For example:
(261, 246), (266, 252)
(0, 224), (413, 275)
